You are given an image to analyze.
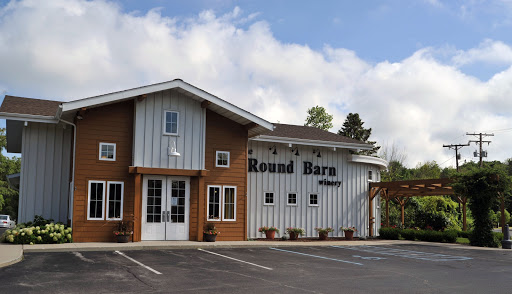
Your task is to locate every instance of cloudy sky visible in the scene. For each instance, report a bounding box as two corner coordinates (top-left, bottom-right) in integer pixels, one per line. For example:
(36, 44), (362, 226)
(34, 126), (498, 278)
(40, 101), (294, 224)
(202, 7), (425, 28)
(1, 0), (512, 168)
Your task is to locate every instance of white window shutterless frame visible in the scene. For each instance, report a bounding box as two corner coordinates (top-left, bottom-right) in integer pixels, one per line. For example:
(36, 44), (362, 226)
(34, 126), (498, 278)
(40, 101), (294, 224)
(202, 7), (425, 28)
(142, 176), (190, 240)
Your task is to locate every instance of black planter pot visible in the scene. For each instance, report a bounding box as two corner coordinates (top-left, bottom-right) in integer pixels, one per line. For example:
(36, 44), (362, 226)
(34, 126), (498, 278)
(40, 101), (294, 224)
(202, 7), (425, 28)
(116, 235), (131, 243)
(203, 233), (218, 242)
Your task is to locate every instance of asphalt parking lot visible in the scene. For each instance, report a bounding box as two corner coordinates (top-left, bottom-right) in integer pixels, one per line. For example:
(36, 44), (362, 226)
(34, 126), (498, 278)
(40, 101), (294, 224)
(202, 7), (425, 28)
(1, 244), (511, 293)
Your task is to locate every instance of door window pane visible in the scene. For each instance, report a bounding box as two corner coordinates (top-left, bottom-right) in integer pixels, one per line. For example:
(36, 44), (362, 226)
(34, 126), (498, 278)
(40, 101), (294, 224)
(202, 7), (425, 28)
(170, 180), (186, 223)
(147, 180), (162, 223)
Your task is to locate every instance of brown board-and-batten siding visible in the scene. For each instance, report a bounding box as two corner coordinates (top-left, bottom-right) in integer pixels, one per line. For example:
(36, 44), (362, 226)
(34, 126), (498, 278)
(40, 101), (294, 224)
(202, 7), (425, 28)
(203, 110), (248, 241)
(72, 100), (134, 242)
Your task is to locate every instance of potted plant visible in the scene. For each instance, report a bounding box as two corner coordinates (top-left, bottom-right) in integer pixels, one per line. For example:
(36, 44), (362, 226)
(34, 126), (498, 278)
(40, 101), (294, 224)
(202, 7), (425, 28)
(203, 223), (220, 242)
(113, 220), (133, 243)
(340, 226), (357, 240)
(315, 227), (334, 240)
(286, 227), (305, 240)
(258, 226), (280, 240)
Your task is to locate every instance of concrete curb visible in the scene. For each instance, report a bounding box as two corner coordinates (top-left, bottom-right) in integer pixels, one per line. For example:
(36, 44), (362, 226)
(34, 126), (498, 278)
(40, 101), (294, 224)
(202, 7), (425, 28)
(0, 245), (23, 268)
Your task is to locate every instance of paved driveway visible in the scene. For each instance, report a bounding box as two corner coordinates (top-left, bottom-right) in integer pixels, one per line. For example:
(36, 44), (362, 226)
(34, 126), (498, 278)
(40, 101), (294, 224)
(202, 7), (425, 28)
(0, 244), (511, 293)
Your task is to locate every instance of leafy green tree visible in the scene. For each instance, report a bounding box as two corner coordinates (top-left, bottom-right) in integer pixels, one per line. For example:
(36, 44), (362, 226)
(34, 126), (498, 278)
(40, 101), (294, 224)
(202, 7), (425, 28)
(411, 161), (441, 179)
(338, 113), (380, 155)
(453, 163), (511, 247)
(0, 128), (21, 220)
(304, 106), (333, 131)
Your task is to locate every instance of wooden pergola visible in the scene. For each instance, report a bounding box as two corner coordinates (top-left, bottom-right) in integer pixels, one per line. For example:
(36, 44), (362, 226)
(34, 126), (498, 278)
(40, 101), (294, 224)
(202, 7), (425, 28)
(368, 178), (471, 236)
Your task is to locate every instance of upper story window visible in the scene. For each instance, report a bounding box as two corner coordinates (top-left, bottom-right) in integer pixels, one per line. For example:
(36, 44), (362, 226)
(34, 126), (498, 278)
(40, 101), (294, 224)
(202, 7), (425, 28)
(309, 193), (319, 207)
(287, 193), (297, 206)
(164, 110), (179, 135)
(216, 151), (230, 167)
(99, 143), (116, 161)
(264, 192), (274, 205)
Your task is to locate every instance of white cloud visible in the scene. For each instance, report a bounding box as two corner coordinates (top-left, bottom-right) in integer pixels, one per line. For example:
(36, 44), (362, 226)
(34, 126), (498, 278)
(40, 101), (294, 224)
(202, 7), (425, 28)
(452, 39), (512, 66)
(1, 0), (512, 167)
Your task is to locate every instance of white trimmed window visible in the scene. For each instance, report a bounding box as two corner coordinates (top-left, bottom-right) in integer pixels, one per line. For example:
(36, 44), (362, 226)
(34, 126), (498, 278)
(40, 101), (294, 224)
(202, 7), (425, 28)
(106, 182), (124, 220)
(216, 151), (230, 167)
(207, 185), (237, 221)
(368, 170), (373, 181)
(223, 186), (236, 221)
(264, 192), (274, 205)
(99, 143), (116, 161)
(88, 180), (124, 221)
(308, 193), (319, 207)
(163, 110), (179, 135)
(88, 181), (106, 220)
(287, 193), (297, 206)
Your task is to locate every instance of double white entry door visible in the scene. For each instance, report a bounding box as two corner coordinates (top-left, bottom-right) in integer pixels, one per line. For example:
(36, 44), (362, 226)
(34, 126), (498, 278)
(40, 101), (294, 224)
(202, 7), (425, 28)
(142, 176), (190, 240)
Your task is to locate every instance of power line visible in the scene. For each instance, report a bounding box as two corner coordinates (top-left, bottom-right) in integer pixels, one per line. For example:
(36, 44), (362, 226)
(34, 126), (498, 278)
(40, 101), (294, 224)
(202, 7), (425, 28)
(466, 132), (494, 167)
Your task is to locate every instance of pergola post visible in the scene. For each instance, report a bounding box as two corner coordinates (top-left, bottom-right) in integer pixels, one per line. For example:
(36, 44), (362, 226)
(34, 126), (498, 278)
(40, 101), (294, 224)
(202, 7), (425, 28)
(369, 187), (381, 237)
(457, 196), (468, 231)
(501, 193), (506, 235)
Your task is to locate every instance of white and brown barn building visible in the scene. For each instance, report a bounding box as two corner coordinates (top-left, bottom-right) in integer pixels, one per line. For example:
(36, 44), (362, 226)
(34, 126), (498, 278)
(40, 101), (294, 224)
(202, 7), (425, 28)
(0, 80), (387, 242)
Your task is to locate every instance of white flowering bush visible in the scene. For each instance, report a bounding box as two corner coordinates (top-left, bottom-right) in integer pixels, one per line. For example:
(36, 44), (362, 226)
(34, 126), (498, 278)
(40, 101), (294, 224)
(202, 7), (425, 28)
(3, 216), (73, 244)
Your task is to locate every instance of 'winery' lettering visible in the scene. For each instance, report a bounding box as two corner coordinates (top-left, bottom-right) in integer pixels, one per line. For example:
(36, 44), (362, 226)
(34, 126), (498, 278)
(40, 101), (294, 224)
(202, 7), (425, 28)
(248, 159), (336, 176)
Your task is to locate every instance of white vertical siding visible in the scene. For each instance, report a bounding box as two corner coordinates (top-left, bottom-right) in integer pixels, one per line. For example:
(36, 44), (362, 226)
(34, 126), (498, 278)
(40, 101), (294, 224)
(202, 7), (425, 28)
(18, 122), (71, 223)
(133, 90), (204, 170)
(247, 141), (379, 238)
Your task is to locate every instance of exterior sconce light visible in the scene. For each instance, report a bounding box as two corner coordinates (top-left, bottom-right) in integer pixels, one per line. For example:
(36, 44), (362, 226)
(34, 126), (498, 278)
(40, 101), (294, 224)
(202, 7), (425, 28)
(291, 147), (300, 156)
(168, 140), (181, 157)
(248, 149), (253, 155)
(269, 145), (277, 155)
(313, 149), (321, 158)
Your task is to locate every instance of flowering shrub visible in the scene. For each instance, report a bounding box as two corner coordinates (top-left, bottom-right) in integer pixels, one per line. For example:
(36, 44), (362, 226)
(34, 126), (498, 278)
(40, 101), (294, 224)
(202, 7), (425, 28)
(113, 220), (133, 236)
(340, 226), (357, 232)
(258, 226), (280, 233)
(203, 222), (220, 235)
(314, 227), (334, 234)
(286, 227), (305, 236)
(4, 222), (72, 244)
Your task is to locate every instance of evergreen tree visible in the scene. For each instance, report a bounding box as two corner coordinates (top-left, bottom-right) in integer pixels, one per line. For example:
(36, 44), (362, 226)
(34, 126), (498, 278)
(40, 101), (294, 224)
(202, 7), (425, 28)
(338, 113), (380, 155)
(304, 106), (333, 131)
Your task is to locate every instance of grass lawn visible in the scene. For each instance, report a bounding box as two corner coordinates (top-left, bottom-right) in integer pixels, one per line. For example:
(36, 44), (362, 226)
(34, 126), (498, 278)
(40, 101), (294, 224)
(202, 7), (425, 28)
(456, 237), (470, 245)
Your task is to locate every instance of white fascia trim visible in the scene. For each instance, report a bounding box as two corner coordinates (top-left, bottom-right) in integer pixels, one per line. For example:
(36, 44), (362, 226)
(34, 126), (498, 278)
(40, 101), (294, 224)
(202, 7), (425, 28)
(250, 135), (373, 150)
(61, 79), (274, 131)
(0, 112), (59, 124)
(349, 155), (389, 171)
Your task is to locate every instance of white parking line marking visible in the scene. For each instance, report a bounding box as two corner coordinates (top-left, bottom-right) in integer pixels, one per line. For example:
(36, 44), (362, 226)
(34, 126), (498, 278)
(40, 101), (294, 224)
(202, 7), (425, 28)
(270, 248), (363, 266)
(114, 251), (162, 275)
(332, 246), (472, 261)
(72, 252), (94, 263)
(198, 249), (273, 270)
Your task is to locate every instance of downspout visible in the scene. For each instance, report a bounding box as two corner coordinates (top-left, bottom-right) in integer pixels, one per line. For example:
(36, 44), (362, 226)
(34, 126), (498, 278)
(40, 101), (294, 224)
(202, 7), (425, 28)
(56, 105), (76, 228)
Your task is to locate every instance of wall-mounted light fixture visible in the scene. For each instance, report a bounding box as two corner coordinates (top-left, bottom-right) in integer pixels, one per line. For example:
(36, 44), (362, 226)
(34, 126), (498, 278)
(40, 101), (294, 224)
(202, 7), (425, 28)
(168, 140), (181, 157)
(248, 149), (253, 155)
(313, 149), (321, 158)
(269, 145), (278, 155)
(76, 111), (83, 120)
(290, 147), (300, 156)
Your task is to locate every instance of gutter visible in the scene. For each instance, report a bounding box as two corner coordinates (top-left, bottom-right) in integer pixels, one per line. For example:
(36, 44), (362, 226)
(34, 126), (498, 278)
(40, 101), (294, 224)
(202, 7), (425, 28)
(56, 105), (76, 227)
(250, 135), (373, 150)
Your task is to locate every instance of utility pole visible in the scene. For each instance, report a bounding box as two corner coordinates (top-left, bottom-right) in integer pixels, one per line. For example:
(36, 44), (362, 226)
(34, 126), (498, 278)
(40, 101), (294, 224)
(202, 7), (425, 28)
(466, 132), (494, 167)
(443, 143), (470, 172)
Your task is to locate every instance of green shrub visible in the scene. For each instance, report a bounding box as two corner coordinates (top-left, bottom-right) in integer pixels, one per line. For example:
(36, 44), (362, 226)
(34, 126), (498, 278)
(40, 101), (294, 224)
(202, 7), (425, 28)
(400, 229), (417, 240)
(3, 216), (72, 244)
(442, 230), (458, 243)
(379, 227), (400, 240)
(416, 230), (444, 242)
(457, 230), (472, 238)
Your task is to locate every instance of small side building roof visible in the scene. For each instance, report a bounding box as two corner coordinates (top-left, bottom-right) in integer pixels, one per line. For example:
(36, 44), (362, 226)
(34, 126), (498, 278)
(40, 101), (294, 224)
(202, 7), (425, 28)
(251, 123), (374, 150)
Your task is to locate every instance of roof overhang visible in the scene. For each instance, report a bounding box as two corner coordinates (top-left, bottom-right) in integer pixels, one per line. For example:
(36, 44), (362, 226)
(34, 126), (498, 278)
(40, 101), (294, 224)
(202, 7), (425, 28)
(0, 112), (59, 124)
(60, 79), (274, 135)
(349, 155), (388, 171)
(250, 135), (373, 151)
